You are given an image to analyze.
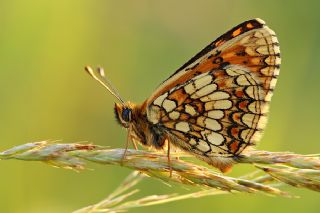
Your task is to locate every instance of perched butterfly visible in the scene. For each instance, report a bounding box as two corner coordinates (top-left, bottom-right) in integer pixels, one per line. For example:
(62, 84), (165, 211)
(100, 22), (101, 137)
(85, 18), (280, 173)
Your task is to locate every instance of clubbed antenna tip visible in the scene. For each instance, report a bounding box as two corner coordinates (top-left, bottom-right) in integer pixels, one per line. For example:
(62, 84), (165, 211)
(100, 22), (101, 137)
(84, 65), (125, 104)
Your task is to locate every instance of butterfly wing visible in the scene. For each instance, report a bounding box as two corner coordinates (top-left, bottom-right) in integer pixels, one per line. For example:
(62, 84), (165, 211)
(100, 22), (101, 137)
(145, 18), (280, 157)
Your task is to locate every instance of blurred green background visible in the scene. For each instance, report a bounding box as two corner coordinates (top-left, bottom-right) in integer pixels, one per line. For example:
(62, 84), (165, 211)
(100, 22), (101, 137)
(1, 0), (320, 212)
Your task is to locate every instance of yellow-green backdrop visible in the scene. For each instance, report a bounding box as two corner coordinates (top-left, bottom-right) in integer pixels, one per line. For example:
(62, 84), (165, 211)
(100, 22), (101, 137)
(1, 1), (319, 212)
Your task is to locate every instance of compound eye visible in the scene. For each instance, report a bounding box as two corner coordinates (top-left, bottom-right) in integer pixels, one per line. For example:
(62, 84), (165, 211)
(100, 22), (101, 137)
(121, 108), (132, 122)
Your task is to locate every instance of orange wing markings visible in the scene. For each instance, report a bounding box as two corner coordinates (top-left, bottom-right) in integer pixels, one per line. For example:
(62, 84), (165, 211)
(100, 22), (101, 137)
(229, 141), (240, 153)
(246, 22), (254, 29)
(167, 88), (188, 106)
(214, 39), (225, 47)
(232, 28), (242, 37)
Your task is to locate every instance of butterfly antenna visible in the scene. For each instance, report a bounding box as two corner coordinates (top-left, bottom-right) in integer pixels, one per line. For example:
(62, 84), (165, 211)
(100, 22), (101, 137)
(85, 66), (125, 104)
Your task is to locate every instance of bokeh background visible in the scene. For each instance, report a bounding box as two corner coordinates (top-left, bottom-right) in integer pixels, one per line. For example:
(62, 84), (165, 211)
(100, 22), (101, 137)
(1, 0), (320, 212)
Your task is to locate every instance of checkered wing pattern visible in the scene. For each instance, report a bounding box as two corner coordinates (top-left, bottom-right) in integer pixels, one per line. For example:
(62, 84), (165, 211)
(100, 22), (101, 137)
(145, 18), (280, 157)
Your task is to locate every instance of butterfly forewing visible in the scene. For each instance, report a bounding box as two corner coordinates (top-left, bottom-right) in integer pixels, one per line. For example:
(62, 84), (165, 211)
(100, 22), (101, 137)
(145, 18), (280, 157)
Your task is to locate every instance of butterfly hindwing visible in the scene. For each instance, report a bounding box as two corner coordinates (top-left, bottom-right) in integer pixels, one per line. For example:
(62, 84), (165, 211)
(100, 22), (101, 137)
(145, 18), (280, 157)
(148, 65), (269, 156)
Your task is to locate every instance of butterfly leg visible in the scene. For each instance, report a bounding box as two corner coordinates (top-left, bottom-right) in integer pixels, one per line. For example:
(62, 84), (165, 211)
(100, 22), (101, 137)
(132, 140), (138, 150)
(167, 139), (173, 177)
(121, 129), (131, 165)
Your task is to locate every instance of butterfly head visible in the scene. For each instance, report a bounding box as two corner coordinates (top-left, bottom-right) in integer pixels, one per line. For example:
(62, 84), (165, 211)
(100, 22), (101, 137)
(114, 102), (133, 128)
(85, 66), (138, 129)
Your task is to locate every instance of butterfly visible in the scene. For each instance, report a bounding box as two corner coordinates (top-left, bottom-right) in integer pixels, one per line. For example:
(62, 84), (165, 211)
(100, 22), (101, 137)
(85, 18), (280, 173)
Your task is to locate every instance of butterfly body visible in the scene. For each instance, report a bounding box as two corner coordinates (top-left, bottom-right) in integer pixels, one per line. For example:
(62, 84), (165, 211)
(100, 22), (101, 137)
(94, 18), (280, 173)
